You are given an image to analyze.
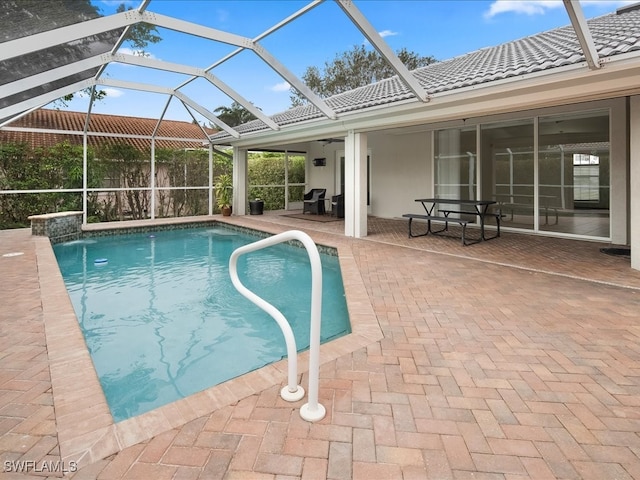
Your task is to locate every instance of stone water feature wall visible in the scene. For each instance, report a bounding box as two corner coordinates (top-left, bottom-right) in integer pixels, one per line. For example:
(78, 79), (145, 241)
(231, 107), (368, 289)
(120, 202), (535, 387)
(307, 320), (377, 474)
(28, 211), (83, 243)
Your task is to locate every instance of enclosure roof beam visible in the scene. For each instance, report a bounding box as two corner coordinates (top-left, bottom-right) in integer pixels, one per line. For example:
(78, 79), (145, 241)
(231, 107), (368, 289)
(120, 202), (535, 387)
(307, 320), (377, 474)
(0, 79), (95, 121)
(194, 0), (323, 78)
(251, 43), (338, 119)
(172, 91), (240, 139)
(112, 53), (280, 130)
(2, 54), (109, 98)
(95, 77), (241, 138)
(94, 0), (153, 81)
(335, 0), (430, 102)
(97, 77), (172, 95)
(2, 4), (337, 123)
(0, 11), (138, 62)
(138, 10), (337, 119)
(141, 11), (251, 47)
(563, 0), (601, 70)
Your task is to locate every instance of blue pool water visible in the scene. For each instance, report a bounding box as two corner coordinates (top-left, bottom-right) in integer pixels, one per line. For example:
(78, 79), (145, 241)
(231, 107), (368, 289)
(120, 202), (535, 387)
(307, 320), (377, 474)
(53, 226), (350, 422)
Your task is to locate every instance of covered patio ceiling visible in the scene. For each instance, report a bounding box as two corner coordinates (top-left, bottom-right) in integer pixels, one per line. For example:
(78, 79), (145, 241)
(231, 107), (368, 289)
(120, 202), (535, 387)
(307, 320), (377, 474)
(0, 0), (600, 143)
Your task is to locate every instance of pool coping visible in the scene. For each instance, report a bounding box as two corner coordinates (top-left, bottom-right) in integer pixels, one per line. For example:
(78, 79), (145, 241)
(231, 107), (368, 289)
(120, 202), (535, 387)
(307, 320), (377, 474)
(38, 216), (383, 470)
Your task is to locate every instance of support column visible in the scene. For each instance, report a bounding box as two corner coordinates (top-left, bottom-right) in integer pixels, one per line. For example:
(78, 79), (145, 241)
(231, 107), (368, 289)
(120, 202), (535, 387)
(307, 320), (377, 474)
(82, 132), (88, 224)
(233, 147), (248, 216)
(150, 138), (156, 219)
(630, 96), (640, 270)
(208, 144), (214, 216)
(344, 131), (368, 238)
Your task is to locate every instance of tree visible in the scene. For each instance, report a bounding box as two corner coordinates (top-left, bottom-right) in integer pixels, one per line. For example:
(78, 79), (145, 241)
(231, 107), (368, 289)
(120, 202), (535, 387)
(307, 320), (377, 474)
(290, 45), (437, 107)
(213, 102), (257, 127)
(116, 3), (162, 52)
(0, 0), (163, 108)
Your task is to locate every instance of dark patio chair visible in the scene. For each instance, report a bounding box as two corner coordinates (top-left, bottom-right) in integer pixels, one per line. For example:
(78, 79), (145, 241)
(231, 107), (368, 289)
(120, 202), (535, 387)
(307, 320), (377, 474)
(303, 188), (326, 215)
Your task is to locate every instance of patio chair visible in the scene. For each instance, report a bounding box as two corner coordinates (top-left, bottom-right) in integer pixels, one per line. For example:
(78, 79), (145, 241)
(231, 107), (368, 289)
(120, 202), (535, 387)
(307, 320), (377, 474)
(303, 188), (326, 215)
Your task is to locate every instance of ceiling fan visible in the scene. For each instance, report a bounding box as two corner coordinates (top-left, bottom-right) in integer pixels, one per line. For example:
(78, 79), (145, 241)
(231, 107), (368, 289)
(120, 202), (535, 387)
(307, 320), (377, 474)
(318, 138), (345, 145)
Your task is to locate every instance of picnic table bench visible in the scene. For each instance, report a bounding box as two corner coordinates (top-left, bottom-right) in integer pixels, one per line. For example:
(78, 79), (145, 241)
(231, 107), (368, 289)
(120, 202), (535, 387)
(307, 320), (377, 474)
(402, 213), (470, 245)
(495, 194), (558, 225)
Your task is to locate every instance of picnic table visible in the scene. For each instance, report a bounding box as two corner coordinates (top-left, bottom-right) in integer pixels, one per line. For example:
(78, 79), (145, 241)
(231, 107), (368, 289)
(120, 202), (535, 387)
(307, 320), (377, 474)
(402, 198), (500, 245)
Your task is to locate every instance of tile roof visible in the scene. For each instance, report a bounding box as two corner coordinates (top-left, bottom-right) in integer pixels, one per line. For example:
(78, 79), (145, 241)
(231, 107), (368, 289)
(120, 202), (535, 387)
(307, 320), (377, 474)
(0, 109), (214, 151)
(212, 6), (640, 141)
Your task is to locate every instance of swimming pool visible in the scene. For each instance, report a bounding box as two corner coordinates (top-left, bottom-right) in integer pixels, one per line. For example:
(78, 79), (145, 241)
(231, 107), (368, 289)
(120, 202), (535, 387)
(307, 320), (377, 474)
(53, 225), (350, 422)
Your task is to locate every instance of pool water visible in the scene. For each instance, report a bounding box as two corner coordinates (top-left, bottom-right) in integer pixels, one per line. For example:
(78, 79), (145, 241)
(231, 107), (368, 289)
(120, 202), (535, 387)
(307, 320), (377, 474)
(53, 226), (350, 422)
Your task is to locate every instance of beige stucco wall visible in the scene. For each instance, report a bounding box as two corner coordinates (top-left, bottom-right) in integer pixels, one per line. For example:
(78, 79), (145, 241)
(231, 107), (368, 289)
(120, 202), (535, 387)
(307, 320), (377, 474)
(367, 131), (431, 219)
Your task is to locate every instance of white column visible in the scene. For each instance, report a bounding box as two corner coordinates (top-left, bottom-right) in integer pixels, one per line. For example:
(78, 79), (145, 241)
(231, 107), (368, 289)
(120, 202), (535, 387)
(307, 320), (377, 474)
(344, 131), (368, 238)
(630, 96), (640, 270)
(233, 147), (248, 216)
(208, 143), (214, 216)
(150, 138), (156, 219)
(82, 132), (88, 224)
(611, 97), (629, 246)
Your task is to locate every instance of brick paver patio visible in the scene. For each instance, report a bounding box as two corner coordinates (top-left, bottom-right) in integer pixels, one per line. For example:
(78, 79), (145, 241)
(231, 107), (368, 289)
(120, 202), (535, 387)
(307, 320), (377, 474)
(1, 214), (640, 479)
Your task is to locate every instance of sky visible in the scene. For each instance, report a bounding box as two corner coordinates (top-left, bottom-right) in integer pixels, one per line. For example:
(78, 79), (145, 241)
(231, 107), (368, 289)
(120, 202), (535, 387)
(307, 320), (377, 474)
(60, 0), (637, 124)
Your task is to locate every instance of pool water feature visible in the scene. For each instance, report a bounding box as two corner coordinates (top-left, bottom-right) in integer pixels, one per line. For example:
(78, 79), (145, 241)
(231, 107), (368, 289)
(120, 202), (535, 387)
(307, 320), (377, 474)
(53, 226), (350, 422)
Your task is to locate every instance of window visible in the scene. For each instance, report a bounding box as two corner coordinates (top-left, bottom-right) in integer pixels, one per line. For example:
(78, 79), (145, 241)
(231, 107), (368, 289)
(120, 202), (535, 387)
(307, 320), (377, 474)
(573, 154), (600, 201)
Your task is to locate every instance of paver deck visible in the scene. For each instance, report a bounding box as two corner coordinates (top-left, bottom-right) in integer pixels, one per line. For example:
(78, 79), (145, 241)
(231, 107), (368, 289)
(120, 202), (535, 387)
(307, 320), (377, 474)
(1, 213), (640, 479)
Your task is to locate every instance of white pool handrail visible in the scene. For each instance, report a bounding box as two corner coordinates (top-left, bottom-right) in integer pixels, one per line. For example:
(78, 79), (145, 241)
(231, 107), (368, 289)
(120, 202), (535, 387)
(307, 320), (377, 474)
(228, 229), (326, 422)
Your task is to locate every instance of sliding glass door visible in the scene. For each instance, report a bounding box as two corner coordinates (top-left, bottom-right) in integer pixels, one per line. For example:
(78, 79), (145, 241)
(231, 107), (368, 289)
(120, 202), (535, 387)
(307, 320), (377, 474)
(434, 127), (477, 200)
(538, 111), (610, 237)
(433, 108), (610, 239)
(481, 119), (535, 229)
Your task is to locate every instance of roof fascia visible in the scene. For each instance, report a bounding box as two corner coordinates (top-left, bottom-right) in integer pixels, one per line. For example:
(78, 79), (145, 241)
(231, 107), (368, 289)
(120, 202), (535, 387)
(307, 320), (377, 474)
(563, 0), (601, 70)
(0, 11), (137, 62)
(0, 78), (95, 121)
(335, 0), (429, 102)
(112, 53), (280, 130)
